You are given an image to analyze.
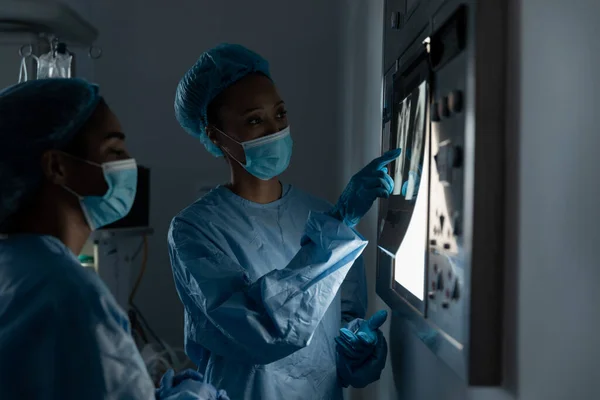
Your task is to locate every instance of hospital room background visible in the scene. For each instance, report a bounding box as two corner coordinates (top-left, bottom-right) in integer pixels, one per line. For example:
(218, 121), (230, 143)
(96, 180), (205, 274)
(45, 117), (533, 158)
(0, 0), (597, 399)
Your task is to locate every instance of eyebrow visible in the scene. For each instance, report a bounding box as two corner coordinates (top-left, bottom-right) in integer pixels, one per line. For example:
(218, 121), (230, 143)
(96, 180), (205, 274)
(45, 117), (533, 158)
(242, 100), (285, 116)
(103, 131), (126, 141)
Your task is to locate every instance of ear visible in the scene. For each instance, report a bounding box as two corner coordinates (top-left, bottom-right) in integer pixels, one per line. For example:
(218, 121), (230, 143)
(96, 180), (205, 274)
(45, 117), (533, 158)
(206, 126), (220, 146)
(40, 150), (69, 185)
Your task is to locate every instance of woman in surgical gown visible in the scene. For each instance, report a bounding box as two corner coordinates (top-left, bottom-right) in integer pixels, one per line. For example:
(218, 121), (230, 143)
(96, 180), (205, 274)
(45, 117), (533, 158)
(0, 79), (228, 400)
(169, 43), (395, 400)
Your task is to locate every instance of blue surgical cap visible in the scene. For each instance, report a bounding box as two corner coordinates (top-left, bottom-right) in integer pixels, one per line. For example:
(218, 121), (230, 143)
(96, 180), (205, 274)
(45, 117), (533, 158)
(174, 43), (271, 157)
(0, 78), (101, 228)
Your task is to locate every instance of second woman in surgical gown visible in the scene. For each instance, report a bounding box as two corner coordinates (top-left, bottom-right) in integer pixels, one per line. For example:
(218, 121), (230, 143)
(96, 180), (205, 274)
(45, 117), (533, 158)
(168, 43), (394, 399)
(0, 78), (228, 400)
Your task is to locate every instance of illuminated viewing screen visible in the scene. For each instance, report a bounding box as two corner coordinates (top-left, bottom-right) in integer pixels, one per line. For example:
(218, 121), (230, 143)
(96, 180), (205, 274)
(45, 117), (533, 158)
(379, 80), (429, 302)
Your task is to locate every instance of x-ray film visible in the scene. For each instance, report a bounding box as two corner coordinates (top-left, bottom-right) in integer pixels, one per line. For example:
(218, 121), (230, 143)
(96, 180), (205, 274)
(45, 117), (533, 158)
(392, 94), (412, 195)
(404, 82), (427, 200)
(379, 80), (429, 301)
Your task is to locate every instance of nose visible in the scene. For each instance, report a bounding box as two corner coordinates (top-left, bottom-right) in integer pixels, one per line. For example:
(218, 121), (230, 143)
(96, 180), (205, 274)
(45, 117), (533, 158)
(276, 120), (289, 132)
(120, 150), (133, 161)
(264, 118), (283, 136)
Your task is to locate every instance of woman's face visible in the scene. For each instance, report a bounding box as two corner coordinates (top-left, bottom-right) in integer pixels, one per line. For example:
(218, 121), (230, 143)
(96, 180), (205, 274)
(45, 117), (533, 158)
(43, 102), (132, 198)
(76, 103), (130, 165)
(209, 74), (288, 164)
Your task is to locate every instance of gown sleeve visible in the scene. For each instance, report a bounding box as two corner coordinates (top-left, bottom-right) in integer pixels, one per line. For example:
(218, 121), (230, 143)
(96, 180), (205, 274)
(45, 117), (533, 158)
(340, 254), (368, 325)
(168, 211), (368, 365)
(0, 274), (156, 400)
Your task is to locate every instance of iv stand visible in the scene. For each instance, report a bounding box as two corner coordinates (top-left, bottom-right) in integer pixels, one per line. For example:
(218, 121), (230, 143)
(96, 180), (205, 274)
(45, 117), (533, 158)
(0, 0), (100, 81)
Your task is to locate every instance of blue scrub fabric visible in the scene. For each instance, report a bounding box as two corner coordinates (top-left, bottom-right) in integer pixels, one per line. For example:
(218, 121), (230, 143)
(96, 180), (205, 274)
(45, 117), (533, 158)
(0, 234), (156, 399)
(168, 184), (369, 400)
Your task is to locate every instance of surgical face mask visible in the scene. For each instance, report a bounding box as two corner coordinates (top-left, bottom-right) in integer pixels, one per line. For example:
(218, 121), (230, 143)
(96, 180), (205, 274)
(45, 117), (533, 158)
(218, 126), (293, 181)
(63, 158), (138, 230)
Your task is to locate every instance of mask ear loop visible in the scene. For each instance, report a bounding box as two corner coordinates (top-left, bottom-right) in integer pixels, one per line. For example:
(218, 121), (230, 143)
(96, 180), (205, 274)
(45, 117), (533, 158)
(60, 183), (98, 230)
(56, 151), (103, 200)
(211, 126), (247, 166)
(58, 162), (99, 231)
(61, 184), (84, 200)
(58, 151), (103, 168)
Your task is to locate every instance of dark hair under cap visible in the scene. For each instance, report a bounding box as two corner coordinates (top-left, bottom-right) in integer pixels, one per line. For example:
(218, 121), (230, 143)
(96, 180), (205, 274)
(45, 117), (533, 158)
(0, 78), (101, 227)
(174, 43), (271, 157)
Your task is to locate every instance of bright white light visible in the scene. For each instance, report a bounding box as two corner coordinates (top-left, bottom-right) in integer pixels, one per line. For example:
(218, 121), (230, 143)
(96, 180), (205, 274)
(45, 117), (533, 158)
(393, 145), (428, 300)
(393, 81), (429, 300)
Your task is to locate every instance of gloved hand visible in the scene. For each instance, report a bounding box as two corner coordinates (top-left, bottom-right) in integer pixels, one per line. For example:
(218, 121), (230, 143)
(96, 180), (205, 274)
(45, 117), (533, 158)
(329, 149), (401, 227)
(337, 329), (388, 389)
(155, 369), (230, 400)
(335, 310), (388, 367)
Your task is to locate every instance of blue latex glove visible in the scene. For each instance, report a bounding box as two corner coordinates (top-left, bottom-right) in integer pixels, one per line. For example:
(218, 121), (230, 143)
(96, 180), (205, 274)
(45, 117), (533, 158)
(335, 310), (388, 367)
(337, 329), (388, 388)
(329, 149), (401, 227)
(155, 369), (230, 400)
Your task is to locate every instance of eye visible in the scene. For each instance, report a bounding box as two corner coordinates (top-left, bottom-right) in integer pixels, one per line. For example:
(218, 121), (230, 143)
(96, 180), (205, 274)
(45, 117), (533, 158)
(276, 109), (288, 119)
(109, 148), (126, 157)
(247, 117), (263, 126)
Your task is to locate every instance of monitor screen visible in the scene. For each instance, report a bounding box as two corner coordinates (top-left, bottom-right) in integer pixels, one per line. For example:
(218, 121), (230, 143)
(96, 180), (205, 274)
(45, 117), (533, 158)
(379, 80), (429, 302)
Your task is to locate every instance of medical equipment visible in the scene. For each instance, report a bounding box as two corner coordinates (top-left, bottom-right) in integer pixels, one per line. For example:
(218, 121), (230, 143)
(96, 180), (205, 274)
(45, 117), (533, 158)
(16, 38), (102, 83)
(80, 227), (153, 311)
(34, 39), (72, 79)
(377, 1), (506, 386)
(18, 39), (73, 82)
(0, 0), (101, 82)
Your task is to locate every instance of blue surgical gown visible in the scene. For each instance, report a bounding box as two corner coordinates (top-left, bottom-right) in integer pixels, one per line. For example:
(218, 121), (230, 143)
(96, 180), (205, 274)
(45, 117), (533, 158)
(0, 234), (155, 399)
(167, 184), (369, 400)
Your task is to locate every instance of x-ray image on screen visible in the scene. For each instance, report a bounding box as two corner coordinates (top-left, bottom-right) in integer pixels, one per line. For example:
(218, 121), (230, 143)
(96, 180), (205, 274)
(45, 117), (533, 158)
(392, 94), (412, 195)
(378, 80), (429, 302)
(404, 82), (427, 200)
(391, 82), (427, 200)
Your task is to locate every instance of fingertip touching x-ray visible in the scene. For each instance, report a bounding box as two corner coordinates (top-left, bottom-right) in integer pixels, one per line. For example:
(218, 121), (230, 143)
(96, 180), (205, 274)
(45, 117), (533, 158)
(391, 82), (426, 200)
(0, 0), (591, 399)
